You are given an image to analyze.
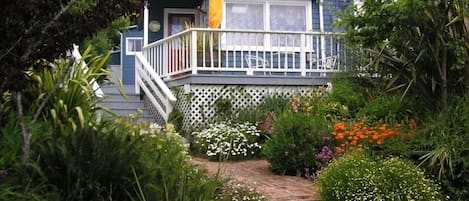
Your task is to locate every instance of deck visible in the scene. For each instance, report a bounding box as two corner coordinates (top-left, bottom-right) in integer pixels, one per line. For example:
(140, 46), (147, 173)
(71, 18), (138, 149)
(141, 28), (349, 86)
(134, 28), (349, 122)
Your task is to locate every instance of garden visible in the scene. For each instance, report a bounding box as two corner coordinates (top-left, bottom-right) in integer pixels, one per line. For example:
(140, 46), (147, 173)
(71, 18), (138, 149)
(1, 0), (468, 201)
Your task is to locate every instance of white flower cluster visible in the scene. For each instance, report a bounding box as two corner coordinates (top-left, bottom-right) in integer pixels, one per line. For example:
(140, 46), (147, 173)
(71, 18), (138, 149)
(192, 122), (261, 159)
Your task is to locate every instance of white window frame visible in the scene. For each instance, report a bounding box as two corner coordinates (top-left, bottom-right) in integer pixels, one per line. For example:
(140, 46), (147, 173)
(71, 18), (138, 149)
(221, 0), (312, 51)
(126, 37), (143, 55)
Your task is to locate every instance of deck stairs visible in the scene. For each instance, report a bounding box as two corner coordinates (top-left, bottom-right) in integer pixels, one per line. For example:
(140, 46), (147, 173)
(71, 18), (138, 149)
(98, 84), (156, 123)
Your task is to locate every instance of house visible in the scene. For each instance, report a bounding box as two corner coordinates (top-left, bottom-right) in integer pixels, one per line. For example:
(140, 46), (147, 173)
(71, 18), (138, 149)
(106, 0), (354, 128)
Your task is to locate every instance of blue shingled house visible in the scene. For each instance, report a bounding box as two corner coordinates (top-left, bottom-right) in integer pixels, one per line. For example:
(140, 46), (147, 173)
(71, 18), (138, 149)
(104, 0), (355, 127)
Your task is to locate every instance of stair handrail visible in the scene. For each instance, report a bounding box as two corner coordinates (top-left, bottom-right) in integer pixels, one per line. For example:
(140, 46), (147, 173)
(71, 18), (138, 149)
(135, 52), (176, 122)
(71, 44), (104, 98)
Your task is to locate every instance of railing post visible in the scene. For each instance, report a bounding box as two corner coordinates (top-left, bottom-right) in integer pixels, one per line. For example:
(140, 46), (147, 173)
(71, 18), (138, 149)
(190, 30), (198, 75)
(300, 34), (306, 76)
(143, 1), (149, 46)
(135, 56), (140, 95)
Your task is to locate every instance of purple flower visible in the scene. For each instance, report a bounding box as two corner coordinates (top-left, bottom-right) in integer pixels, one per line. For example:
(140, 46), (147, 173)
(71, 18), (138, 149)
(315, 145), (333, 162)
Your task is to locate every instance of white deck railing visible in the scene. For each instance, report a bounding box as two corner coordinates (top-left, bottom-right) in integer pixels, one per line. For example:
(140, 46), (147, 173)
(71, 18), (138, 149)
(143, 28), (347, 79)
(135, 52), (176, 122)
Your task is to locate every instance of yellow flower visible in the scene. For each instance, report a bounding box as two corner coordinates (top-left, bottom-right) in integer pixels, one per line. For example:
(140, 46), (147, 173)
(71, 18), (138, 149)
(165, 123), (176, 133)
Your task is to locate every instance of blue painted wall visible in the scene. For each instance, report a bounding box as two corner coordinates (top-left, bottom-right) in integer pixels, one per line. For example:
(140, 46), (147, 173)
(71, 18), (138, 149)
(109, 51), (121, 66)
(121, 27), (143, 85)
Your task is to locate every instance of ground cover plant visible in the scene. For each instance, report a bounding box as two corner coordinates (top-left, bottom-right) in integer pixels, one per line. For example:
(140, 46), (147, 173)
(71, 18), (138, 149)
(191, 121), (262, 160)
(215, 180), (266, 201)
(316, 151), (443, 201)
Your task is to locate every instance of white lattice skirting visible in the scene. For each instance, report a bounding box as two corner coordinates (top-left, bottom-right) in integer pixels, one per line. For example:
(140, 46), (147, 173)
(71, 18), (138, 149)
(172, 84), (319, 129)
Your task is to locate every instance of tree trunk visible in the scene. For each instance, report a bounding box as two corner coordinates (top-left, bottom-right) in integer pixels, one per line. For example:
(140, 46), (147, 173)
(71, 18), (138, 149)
(16, 92), (31, 164)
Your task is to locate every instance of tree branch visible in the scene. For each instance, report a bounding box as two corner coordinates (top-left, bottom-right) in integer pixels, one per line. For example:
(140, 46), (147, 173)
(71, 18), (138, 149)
(21, 0), (77, 61)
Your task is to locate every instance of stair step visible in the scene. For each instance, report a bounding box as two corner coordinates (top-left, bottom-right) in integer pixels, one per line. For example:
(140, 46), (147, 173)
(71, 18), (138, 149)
(101, 85), (136, 94)
(99, 100), (144, 109)
(102, 94), (141, 101)
(98, 84), (158, 124)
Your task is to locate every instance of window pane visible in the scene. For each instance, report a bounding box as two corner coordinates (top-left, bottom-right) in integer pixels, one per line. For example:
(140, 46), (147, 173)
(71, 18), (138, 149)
(127, 39), (143, 54)
(225, 3), (264, 46)
(270, 5), (306, 47)
(270, 5), (305, 31)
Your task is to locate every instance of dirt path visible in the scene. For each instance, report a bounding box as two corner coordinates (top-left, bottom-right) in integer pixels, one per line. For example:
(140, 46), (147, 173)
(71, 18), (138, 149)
(191, 157), (319, 201)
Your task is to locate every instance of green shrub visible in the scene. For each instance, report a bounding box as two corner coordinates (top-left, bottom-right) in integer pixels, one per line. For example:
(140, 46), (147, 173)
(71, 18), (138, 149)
(0, 51), (221, 201)
(329, 77), (366, 116)
(316, 151), (443, 201)
(168, 108), (184, 133)
(191, 121), (262, 160)
(262, 112), (328, 176)
(415, 93), (469, 200)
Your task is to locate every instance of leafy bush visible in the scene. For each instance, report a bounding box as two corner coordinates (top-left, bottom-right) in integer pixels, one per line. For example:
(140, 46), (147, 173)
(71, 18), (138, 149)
(0, 51), (221, 201)
(328, 77), (366, 116)
(191, 121), (262, 160)
(415, 94), (469, 200)
(316, 151), (443, 201)
(262, 112), (328, 176)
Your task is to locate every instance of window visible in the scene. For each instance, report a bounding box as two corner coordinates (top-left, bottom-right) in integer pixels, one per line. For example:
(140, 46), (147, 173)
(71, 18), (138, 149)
(126, 37), (143, 55)
(223, 0), (312, 49)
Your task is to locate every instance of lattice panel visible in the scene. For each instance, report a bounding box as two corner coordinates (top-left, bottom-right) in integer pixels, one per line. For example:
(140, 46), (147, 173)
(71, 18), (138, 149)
(173, 84), (319, 129)
(143, 94), (165, 125)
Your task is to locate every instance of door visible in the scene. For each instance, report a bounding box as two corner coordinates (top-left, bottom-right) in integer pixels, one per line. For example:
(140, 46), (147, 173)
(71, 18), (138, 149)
(167, 13), (195, 74)
(168, 13), (195, 36)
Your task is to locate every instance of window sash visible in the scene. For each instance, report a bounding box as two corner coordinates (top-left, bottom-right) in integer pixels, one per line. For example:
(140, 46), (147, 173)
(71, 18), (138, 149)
(126, 38), (143, 55)
(223, 0), (312, 50)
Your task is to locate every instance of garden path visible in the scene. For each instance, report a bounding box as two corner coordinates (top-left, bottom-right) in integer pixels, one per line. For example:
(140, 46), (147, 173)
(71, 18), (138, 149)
(191, 157), (319, 201)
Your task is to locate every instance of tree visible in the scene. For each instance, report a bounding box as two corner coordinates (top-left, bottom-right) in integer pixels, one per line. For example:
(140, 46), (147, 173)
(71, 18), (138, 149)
(0, 0), (137, 93)
(339, 0), (468, 112)
(0, 0), (138, 163)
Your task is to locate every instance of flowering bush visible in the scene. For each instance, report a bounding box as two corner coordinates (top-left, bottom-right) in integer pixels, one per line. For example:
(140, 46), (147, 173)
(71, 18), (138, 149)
(331, 118), (416, 154)
(262, 112), (328, 177)
(215, 180), (266, 201)
(316, 151), (443, 201)
(290, 87), (348, 121)
(191, 122), (262, 160)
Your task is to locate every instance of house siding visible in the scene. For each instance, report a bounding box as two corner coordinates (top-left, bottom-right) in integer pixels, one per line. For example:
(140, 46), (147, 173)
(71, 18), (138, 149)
(109, 51), (121, 66)
(122, 28), (143, 85)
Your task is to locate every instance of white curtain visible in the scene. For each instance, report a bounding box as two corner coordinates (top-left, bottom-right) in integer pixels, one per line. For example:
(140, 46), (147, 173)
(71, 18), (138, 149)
(225, 3), (264, 46)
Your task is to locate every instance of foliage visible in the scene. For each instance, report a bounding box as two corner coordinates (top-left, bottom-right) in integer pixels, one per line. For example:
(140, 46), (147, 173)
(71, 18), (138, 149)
(338, 0), (469, 112)
(316, 151), (443, 201)
(357, 93), (415, 123)
(262, 112), (328, 176)
(328, 77), (366, 116)
(132, 124), (220, 201)
(81, 16), (131, 57)
(257, 95), (289, 116)
(214, 97), (233, 121)
(192, 121), (262, 160)
(168, 108), (185, 134)
(415, 93), (469, 200)
(0, 51), (221, 200)
(0, 0), (137, 93)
